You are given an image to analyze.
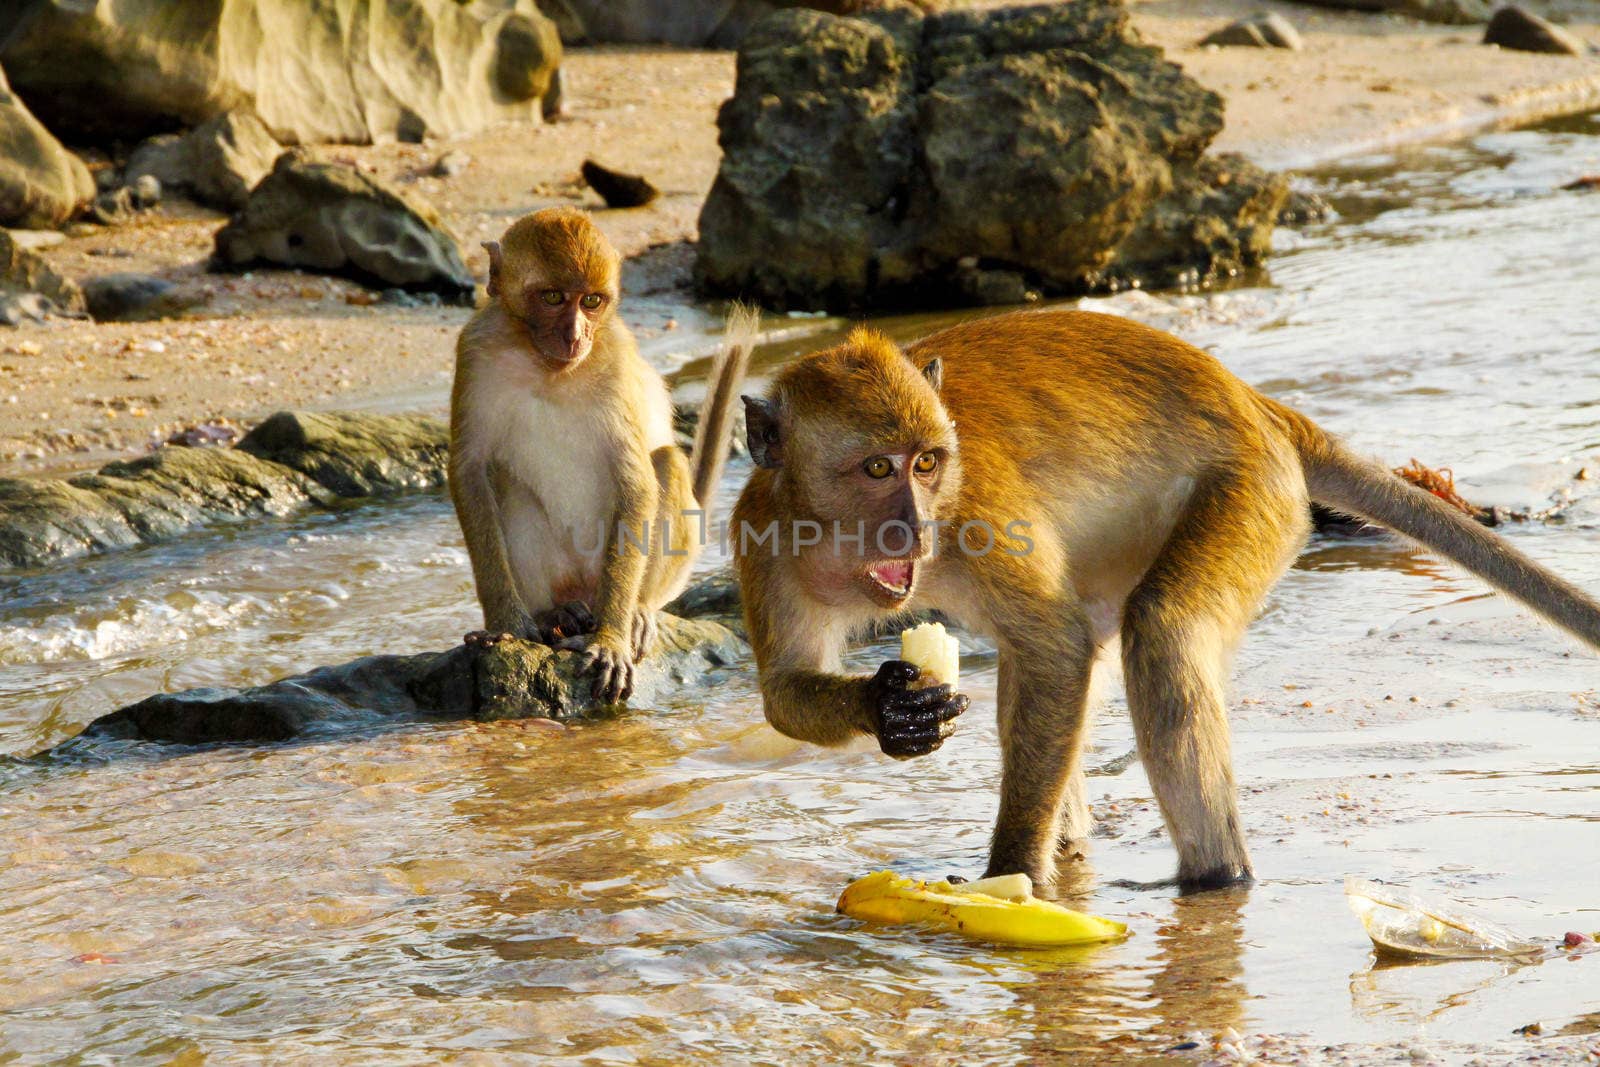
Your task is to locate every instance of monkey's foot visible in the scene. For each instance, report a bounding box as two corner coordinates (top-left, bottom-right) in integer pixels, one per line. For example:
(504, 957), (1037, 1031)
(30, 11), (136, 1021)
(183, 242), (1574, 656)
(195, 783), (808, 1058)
(1177, 866), (1255, 895)
(580, 638), (634, 705)
(464, 629), (516, 648)
(531, 600), (596, 645)
(868, 659), (969, 759)
(629, 609), (658, 662)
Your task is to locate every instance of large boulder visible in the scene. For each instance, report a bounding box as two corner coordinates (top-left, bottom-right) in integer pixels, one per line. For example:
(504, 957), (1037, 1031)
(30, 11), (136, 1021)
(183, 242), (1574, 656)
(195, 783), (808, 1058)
(0, 229), (85, 324)
(71, 615), (746, 745)
(212, 152), (476, 299)
(0, 0), (563, 145)
(695, 2), (1287, 310)
(0, 60), (94, 227)
(125, 111), (283, 211)
(1287, 0), (1492, 24)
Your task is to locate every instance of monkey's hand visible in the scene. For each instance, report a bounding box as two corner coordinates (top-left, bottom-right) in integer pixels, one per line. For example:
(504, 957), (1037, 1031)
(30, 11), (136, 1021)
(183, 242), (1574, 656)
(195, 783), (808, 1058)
(531, 600), (597, 645)
(868, 660), (968, 760)
(580, 633), (635, 705)
(629, 608), (658, 662)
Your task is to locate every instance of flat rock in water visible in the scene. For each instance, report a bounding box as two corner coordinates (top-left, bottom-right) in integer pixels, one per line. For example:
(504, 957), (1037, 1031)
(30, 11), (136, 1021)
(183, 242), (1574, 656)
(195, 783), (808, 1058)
(0, 60), (94, 228)
(581, 159), (660, 208)
(1483, 6), (1585, 55)
(1201, 13), (1303, 49)
(213, 152), (476, 300)
(0, 229), (85, 325)
(71, 615), (747, 746)
(696, 2), (1287, 310)
(0, 410), (447, 568)
(0, 0), (562, 144)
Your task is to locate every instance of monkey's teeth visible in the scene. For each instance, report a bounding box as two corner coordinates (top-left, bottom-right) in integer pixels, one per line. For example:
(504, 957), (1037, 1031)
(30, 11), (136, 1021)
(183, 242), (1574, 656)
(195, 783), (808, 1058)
(868, 561), (914, 595)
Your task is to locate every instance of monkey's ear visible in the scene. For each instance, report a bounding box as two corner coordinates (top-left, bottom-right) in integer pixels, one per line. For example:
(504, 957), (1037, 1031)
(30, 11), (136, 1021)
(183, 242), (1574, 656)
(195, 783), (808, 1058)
(921, 358), (943, 393)
(482, 241), (502, 297)
(742, 394), (783, 470)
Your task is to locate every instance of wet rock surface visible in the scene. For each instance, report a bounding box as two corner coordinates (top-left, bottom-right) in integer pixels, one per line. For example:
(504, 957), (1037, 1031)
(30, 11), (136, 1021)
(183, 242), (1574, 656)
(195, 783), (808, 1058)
(69, 614), (746, 746)
(696, 1), (1287, 310)
(126, 111), (283, 212)
(213, 152), (476, 299)
(0, 0), (563, 144)
(0, 60), (94, 228)
(0, 229), (85, 325)
(0, 411), (447, 568)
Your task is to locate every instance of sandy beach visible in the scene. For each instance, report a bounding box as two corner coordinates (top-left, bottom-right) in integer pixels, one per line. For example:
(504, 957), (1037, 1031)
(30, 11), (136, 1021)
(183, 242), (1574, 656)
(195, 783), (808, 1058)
(2, 0), (1598, 477)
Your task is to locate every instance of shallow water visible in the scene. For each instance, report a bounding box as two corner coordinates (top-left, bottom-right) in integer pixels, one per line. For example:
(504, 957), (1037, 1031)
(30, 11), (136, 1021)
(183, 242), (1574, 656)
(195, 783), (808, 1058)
(3, 114), (1600, 1063)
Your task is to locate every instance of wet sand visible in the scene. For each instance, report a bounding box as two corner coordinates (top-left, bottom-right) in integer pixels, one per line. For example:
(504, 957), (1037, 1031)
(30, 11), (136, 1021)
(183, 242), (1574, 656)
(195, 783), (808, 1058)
(3, 2), (1599, 476)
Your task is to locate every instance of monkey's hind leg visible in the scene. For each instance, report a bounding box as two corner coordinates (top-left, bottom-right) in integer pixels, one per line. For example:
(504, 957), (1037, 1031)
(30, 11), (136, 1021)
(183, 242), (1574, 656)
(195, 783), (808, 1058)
(1120, 465), (1308, 893)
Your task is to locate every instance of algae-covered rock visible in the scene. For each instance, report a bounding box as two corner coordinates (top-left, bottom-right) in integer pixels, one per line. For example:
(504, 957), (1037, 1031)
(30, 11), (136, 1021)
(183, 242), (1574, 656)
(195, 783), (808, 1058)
(213, 152), (475, 299)
(237, 410), (449, 496)
(696, 1), (1284, 310)
(0, 59), (95, 228)
(78, 614), (747, 745)
(0, 0), (563, 145)
(0, 410), (448, 568)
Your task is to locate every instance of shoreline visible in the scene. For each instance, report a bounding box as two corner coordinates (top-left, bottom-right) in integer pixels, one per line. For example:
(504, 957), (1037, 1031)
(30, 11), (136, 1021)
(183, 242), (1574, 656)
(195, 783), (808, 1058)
(2, 3), (1597, 479)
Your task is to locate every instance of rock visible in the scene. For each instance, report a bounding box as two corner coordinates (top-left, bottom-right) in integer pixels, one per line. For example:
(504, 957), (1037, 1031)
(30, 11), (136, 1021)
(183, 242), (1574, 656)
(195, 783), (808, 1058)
(430, 150), (472, 179)
(1483, 6), (1584, 55)
(0, 59), (94, 227)
(3, 229), (65, 251)
(0, 1), (563, 145)
(581, 159), (660, 208)
(0, 410), (447, 568)
(126, 111), (282, 211)
(212, 152), (475, 300)
(537, 0), (926, 46)
(81, 272), (205, 322)
(1200, 13), (1302, 49)
(0, 229), (85, 325)
(71, 614), (746, 745)
(1288, 0), (1492, 24)
(665, 566), (743, 619)
(130, 174), (161, 208)
(697, 2), (1281, 310)
(1278, 187), (1334, 226)
(89, 187), (139, 226)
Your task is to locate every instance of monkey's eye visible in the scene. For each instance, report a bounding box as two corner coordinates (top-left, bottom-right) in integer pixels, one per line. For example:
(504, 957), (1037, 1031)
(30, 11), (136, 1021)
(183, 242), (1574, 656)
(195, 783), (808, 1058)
(540, 289), (564, 306)
(863, 457), (894, 479)
(913, 451), (938, 474)
(579, 293), (604, 310)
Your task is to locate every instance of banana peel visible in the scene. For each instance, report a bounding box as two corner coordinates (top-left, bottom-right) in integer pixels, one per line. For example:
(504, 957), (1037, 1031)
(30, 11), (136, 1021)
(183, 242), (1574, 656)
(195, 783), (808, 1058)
(837, 870), (1129, 948)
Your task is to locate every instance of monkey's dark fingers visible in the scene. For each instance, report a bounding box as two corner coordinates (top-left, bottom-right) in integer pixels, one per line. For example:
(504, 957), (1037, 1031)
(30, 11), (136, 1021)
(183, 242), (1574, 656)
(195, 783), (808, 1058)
(871, 659), (922, 690)
(938, 693), (970, 722)
(561, 601), (597, 634)
(884, 683), (956, 713)
(881, 733), (945, 759)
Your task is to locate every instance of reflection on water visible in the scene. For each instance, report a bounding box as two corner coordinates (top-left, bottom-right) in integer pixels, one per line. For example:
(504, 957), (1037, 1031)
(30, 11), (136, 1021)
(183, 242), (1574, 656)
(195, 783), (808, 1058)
(2, 114), (1599, 1061)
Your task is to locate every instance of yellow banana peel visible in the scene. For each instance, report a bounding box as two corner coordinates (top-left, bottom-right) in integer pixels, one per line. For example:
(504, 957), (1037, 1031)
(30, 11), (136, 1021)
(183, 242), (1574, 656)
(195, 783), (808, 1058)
(836, 870), (1129, 948)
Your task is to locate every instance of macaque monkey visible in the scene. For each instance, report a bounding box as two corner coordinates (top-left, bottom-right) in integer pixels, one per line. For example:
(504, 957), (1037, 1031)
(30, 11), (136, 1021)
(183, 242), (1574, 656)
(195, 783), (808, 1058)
(734, 309), (1600, 892)
(450, 207), (757, 703)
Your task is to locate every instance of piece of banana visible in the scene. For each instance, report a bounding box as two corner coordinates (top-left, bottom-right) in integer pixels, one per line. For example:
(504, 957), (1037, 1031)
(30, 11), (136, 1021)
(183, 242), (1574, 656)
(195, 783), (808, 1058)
(836, 870), (1129, 948)
(900, 621), (959, 688)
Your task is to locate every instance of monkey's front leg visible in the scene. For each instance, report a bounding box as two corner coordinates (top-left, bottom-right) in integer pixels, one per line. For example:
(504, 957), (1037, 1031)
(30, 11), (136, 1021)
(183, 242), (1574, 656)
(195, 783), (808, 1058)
(986, 612), (1096, 890)
(580, 468), (657, 704)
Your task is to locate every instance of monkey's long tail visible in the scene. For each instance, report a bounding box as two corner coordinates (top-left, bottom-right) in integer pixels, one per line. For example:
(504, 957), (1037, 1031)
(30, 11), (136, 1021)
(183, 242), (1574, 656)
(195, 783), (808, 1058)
(1276, 401), (1600, 651)
(690, 302), (761, 512)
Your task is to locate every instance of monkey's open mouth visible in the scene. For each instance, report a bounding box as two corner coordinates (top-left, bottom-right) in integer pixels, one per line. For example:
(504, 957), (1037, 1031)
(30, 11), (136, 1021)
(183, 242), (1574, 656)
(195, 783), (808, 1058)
(865, 560), (915, 601)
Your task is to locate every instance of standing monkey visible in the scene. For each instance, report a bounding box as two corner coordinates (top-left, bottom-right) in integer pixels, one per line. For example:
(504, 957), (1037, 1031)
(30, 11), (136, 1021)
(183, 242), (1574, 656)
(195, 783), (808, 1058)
(450, 207), (757, 702)
(733, 309), (1600, 891)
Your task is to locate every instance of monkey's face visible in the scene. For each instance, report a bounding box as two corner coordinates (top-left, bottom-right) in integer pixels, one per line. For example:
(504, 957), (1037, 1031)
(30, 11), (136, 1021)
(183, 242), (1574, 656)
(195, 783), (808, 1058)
(745, 332), (960, 611)
(518, 285), (612, 369)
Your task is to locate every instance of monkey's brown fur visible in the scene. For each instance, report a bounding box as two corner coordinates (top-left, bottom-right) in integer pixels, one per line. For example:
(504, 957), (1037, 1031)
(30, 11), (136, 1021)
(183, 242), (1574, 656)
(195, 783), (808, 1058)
(450, 207), (756, 701)
(734, 308), (1600, 890)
